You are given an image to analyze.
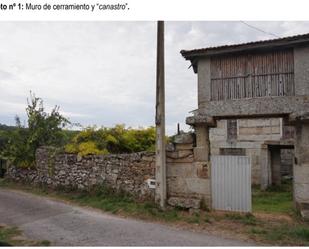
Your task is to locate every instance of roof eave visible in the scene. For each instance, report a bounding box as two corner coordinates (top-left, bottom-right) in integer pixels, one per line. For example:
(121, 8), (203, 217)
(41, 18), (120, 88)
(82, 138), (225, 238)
(181, 35), (309, 60)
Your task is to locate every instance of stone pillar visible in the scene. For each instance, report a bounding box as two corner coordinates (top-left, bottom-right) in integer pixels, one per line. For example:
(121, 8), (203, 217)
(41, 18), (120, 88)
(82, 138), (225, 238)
(271, 147), (281, 186)
(192, 124), (211, 209)
(260, 144), (271, 190)
(194, 124), (210, 162)
(294, 122), (309, 220)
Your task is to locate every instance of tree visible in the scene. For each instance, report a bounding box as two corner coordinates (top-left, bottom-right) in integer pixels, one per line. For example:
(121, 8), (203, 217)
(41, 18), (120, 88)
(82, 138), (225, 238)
(26, 92), (69, 149)
(2, 92), (70, 168)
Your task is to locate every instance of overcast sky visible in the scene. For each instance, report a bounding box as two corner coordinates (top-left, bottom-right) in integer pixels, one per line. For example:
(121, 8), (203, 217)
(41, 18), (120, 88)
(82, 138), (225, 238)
(1, 21), (309, 134)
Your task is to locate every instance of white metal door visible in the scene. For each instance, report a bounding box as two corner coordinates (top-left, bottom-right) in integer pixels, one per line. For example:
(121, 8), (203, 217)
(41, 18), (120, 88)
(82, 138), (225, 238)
(211, 155), (251, 212)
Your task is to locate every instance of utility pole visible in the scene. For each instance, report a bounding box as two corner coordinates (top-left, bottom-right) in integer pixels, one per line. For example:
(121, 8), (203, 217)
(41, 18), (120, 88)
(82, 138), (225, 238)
(155, 20), (166, 209)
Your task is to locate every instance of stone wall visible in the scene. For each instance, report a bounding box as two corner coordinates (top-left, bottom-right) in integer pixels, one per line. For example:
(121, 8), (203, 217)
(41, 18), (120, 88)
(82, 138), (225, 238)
(6, 167), (37, 183)
(166, 134), (210, 209)
(7, 147), (156, 200)
(6, 135), (208, 209)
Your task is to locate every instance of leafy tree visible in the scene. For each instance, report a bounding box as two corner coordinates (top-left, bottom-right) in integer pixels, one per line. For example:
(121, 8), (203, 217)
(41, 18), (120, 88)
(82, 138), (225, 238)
(26, 93), (69, 149)
(2, 93), (70, 168)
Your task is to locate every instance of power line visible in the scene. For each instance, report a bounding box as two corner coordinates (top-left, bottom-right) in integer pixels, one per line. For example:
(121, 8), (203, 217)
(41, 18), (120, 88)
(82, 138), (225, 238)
(240, 21), (281, 38)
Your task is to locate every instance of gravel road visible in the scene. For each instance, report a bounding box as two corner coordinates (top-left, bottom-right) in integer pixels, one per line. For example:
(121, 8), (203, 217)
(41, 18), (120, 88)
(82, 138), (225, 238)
(0, 188), (253, 246)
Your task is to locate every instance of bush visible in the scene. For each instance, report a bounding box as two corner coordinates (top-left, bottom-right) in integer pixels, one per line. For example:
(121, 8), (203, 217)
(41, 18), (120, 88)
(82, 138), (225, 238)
(65, 124), (156, 156)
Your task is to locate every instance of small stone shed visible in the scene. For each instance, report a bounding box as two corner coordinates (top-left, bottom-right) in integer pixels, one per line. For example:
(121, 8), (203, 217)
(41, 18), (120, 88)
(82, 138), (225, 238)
(181, 33), (309, 219)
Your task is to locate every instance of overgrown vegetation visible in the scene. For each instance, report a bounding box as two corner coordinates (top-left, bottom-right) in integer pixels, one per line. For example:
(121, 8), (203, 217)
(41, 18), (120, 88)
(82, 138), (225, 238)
(0, 93), (157, 166)
(252, 179), (294, 214)
(249, 222), (309, 246)
(64, 124), (156, 156)
(0, 92), (70, 168)
(0, 126), (11, 152)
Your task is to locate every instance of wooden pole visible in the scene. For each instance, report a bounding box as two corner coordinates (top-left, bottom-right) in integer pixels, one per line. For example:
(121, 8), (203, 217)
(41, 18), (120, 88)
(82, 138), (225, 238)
(155, 20), (166, 209)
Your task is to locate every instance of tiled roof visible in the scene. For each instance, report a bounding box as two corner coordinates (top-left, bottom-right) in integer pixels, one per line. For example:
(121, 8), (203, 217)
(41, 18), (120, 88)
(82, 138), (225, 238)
(181, 33), (309, 59)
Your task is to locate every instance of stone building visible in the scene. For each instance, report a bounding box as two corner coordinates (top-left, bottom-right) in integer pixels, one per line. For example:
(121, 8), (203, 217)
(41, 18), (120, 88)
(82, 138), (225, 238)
(5, 33), (309, 218)
(208, 117), (294, 185)
(181, 33), (309, 218)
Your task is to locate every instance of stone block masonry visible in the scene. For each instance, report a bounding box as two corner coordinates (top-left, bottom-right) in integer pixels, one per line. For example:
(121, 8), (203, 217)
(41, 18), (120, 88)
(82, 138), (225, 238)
(166, 133), (210, 210)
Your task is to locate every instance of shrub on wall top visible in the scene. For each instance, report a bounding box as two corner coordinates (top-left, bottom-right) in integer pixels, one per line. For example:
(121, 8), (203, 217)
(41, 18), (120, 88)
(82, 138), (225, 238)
(64, 125), (156, 156)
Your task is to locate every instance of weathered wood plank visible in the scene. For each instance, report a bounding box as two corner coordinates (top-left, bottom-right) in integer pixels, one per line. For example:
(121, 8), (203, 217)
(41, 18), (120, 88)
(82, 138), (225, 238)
(210, 49), (294, 100)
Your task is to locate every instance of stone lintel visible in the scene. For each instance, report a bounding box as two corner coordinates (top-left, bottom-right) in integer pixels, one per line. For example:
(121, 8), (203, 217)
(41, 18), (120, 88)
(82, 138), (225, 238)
(263, 140), (294, 148)
(186, 115), (216, 127)
(289, 112), (309, 124)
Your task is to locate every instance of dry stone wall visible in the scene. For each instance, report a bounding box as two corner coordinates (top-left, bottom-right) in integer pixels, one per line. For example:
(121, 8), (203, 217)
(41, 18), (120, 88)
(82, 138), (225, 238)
(6, 134), (207, 209)
(7, 146), (156, 200)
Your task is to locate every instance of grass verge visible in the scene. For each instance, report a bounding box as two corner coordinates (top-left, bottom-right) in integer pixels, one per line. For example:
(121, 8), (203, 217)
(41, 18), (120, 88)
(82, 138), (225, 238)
(0, 179), (188, 223)
(224, 212), (258, 225)
(249, 223), (309, 246)
(0, 224), (50, 246)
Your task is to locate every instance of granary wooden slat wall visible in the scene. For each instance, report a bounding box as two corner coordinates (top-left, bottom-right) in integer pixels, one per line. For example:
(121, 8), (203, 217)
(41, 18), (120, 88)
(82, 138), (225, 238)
(210, 49), (295, 101)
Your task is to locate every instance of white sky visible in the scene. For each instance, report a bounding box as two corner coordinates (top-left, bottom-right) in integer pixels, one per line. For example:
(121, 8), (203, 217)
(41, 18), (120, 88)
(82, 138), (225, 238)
(1, 21), (309, 134)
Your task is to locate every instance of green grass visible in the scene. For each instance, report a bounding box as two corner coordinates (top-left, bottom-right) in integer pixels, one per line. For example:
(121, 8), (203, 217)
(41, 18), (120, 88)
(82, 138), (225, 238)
(250, 224), (309, 245)
(0, 226), (20, 246)
(252, 180), (293, 214)
(61, 185), (183, 222)
(250, 227), (267, 235)
(0, 178), (9, 187)
(39, 240), (51, 246)
(186, 212), (201, 224)
(225, 212), (257, 225)
(0, 225), (50, 246)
